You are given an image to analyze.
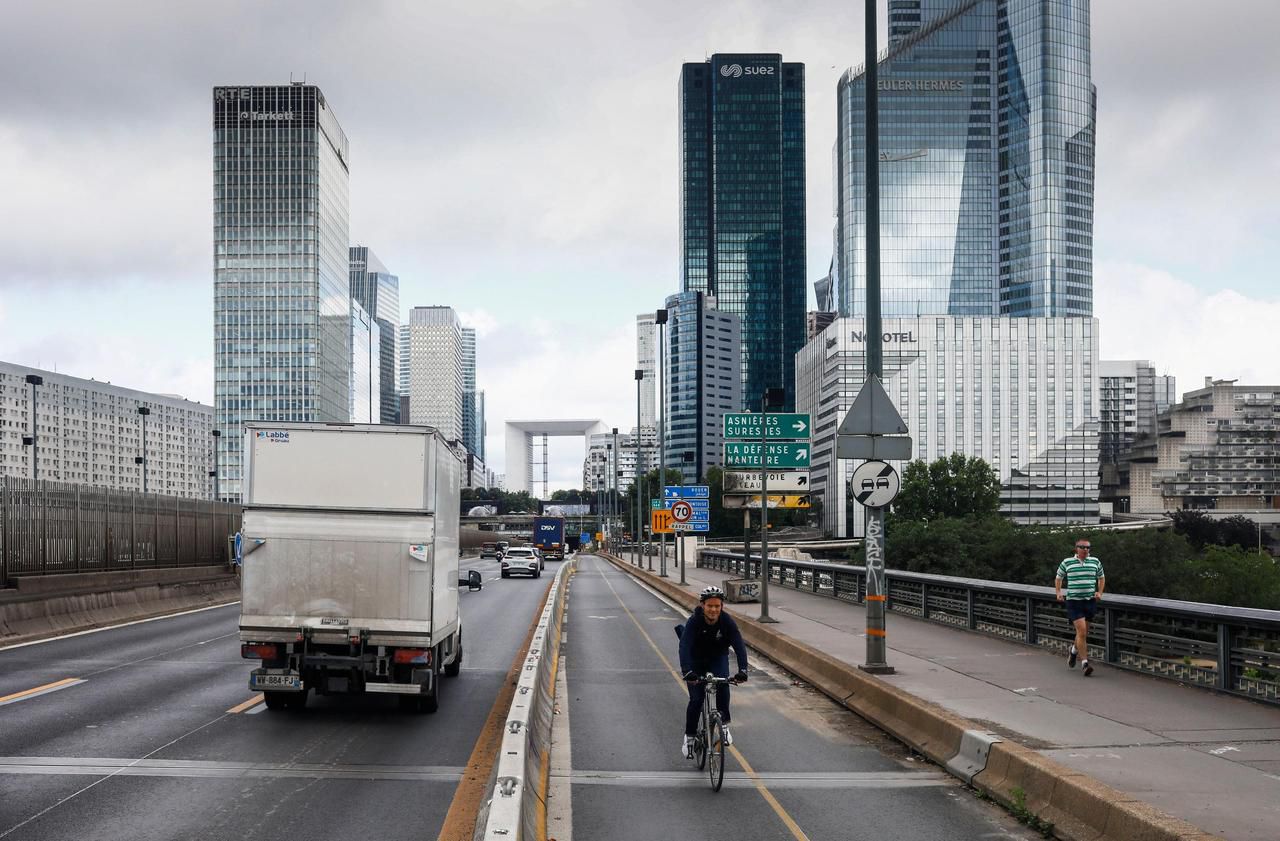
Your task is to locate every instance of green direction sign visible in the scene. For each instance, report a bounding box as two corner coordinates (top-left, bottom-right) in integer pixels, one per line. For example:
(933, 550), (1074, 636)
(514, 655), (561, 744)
(650, 498), (664, 510)
(723, 412), (811, 440)
(723, 441), (811, 469)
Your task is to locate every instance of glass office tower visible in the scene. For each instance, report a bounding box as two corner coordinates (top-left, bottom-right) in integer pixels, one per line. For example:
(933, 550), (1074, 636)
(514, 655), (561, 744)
(835, 0), (1095, 319)
(680, 54), (806, 411)
(213, 84), (351, 500)
(349, 246), (401, 424)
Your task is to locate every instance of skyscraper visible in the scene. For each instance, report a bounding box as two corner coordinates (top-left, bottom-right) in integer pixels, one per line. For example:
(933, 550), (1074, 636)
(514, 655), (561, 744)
(349, 246), (401, 423)
(213, 83), (351, 500)
(680, 53), (806, 411)
(834, 0), (1095, 318)
(664, 292), (743, 483)
(636, 313), (657, 429)
(408, 306), (464, 440)
(461, 326), (481, 457)
(350, 302), (380, 424)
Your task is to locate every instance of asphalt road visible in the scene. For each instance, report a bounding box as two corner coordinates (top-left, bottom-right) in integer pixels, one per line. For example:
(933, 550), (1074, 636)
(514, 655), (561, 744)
(560, 556), (1041, 841)
(0, 554), (550, 841)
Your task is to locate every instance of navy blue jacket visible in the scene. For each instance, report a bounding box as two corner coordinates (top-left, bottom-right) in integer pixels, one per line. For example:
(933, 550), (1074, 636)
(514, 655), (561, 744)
(679, 607), (748, 677)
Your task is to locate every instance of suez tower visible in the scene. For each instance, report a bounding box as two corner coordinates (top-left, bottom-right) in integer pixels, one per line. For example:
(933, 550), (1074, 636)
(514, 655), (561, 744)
(679, 54), (806, 413)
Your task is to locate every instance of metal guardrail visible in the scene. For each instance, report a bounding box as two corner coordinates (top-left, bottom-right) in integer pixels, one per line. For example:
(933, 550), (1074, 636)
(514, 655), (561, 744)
(1, 477), (242, 586)
(700, 549), (1280, 706)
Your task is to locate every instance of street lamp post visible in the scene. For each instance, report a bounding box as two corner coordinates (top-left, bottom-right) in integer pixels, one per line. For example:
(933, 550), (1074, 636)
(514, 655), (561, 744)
(759, 387), (785, 623)
(209, 429), (222, 502)
(656, 308), (669, 577)
(611, 428), (619, 551)
(681, 451), (694, 585)
(22, 374), (43, 480)
(634, 369), (644, 568)
(136, 406), (151, 494)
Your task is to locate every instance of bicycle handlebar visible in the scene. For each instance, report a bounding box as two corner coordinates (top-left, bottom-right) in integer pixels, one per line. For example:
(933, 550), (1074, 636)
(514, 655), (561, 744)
(691, 673), (742, 686)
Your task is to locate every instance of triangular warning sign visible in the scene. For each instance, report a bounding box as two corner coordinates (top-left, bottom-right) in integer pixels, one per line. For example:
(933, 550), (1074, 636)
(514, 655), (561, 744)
(837, 374), (908, 435)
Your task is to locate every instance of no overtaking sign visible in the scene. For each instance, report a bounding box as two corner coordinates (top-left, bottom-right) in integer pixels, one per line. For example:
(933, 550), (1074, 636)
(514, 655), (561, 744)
(851, 460), (899, 508)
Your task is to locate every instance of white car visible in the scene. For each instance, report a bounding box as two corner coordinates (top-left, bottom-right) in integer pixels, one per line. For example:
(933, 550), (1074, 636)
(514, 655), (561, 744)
(500, 547), (542, 579)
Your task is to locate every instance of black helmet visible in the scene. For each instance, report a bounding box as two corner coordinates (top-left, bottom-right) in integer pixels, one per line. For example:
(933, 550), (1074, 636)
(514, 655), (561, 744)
(699, 586), (726, 602)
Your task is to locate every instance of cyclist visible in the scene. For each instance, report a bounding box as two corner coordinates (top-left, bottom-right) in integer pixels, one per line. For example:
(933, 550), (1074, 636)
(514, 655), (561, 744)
(677, 585), (748, 758)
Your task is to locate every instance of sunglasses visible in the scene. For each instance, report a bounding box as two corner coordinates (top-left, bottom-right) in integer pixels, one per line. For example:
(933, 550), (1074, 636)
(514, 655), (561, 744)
(1075, 545), (1091, 550)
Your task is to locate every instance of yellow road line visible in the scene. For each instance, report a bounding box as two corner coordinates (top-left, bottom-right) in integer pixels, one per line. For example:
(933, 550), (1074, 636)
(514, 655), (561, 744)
(0, 677), (85, 706)
(595, 561), (811, 841)
(226, 694), (264, 714)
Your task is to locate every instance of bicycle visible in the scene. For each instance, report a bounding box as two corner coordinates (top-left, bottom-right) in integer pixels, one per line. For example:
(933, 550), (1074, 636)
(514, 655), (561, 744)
(688, 672), (738, 792)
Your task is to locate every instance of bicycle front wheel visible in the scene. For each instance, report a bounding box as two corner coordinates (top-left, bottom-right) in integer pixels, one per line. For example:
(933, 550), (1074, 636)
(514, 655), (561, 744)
(707, 717), (726, 792)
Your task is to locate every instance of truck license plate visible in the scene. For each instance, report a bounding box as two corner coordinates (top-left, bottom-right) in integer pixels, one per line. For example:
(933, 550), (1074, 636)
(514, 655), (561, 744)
(251, 672), (302, 691)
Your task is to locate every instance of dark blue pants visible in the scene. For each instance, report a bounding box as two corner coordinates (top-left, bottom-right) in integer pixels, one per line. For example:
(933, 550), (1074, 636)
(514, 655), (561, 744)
(685, 660), (731, 735)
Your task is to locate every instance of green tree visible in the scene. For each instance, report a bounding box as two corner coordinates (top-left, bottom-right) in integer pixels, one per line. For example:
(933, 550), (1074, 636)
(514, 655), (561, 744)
(1170, 509), (1218, 550)
(894, 453), (1001, 521)
(1176, 545), (1280, 609)
(1217, 515), (1261, 551)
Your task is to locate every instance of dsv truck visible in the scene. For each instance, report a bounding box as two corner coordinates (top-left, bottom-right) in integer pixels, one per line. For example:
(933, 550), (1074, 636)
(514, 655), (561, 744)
(533, 515), (566, 561)
(238, 422), (463, 713)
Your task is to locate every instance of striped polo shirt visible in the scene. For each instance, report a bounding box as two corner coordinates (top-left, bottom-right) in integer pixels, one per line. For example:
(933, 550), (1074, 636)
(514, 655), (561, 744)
(1056, 556), (1104, 600)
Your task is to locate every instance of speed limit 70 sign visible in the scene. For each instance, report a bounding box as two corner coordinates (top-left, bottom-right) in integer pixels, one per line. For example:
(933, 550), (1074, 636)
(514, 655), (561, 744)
(850, 460), (900, 508)
(670, 500), (694, 523)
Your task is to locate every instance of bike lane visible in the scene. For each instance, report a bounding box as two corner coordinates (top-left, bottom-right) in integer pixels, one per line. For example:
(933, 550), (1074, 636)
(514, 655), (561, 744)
(561, 556), (1037, 841)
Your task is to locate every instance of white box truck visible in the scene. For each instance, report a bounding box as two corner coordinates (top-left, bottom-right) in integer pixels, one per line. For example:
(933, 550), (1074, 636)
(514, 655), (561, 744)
(238, 422), (463, 713)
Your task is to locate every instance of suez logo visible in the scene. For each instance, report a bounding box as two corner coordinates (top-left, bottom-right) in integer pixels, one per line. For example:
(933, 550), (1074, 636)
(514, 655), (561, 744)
(719, 63), (775, 78)
(255, 430), (290, 443)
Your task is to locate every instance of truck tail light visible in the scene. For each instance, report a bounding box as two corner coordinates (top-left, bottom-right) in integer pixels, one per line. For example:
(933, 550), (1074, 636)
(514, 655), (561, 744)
(393, 648), (431, 665)
(242, 643), (279, 660)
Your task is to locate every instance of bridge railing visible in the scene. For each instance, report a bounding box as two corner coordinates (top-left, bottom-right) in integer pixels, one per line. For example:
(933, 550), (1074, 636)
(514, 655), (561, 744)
(699, 549), (1280, 707)
(1, 477), (242, 586)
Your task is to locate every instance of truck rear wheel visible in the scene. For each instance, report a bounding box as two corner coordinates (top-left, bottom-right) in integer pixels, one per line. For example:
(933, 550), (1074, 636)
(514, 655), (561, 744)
(444, 637), (462, 677)
(263, 691), (290, 711)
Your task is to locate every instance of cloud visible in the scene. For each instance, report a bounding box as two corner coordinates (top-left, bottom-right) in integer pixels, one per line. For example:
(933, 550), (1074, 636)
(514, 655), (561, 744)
(458, 309), (499, 339)
(1095, 261), (1280, 393)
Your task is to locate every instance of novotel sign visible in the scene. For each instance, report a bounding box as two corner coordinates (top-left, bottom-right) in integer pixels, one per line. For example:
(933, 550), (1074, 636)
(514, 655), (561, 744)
(851, 331), (917, 343)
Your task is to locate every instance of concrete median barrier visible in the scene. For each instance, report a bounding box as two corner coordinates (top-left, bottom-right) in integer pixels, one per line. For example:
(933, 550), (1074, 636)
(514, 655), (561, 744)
(0, 566), (239, 646)
(601, 553), (1218, 841)
(477, 557), (574, 841)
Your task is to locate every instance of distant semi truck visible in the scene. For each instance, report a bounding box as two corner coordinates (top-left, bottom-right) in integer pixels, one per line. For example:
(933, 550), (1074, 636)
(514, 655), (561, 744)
(238, 422), (463, 713)
(532, 515), (566, 561)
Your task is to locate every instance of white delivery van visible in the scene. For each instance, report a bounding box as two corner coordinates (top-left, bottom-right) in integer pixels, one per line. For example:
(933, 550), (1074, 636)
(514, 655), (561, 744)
(238, 422), (463, 713)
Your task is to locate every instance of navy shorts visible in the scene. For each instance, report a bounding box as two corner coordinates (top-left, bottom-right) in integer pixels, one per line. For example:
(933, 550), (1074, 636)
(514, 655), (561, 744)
(1065, 599), (1097, 622)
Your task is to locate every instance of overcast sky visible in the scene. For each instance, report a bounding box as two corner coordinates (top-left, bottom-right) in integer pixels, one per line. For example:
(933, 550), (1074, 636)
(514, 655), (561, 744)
(3, 0), (1278, 490)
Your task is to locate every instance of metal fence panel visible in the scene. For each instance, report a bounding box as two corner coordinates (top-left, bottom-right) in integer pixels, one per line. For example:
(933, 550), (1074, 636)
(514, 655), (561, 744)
(698, 549), (1280, 707)
(0, 478), (241, 585)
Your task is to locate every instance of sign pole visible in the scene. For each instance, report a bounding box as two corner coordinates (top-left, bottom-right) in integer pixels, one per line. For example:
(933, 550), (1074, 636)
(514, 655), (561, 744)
(742, 508), (752, 579)
(858, 0), (893, 674)
(759, 408), (777, 623)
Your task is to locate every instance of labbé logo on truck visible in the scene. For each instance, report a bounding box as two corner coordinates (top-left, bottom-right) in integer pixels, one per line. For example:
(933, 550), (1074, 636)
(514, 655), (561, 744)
(256, 430), (290, 443)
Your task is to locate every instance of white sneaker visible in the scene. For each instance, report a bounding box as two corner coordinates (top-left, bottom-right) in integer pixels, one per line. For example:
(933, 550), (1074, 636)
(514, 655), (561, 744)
(681, 735), (694, 759)
(721, 725), (733, 746)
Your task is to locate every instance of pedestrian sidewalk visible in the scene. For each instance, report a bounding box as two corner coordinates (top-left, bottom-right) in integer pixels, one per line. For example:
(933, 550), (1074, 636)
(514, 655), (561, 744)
(638, 556), (1280, 841)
